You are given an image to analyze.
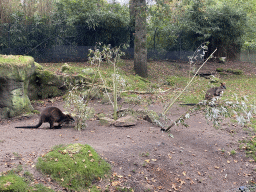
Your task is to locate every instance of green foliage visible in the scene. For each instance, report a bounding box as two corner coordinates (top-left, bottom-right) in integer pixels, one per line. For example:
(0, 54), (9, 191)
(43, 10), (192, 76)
(88, 43), (128, 120)
(0, 0), (130, 57)
(36, 143), (111, 191)
(180, 0), (247, 58)
(204, 95), (256, 127)
(0, 15), (58, 56)
(57, 0), (130, 46)
(147, 0), (247, 58)
(147, 1), (180, 51)
(0, 170), (55, 192)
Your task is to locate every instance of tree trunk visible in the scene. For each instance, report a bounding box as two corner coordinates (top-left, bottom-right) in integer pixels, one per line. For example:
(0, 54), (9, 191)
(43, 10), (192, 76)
(129, 0), (135, 48)
(132, 0), (147, 78)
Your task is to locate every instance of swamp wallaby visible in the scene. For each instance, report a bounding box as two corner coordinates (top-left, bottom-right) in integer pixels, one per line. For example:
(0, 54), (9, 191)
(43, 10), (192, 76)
(15, 107), (74, 129)
(205, 83), (226, 100)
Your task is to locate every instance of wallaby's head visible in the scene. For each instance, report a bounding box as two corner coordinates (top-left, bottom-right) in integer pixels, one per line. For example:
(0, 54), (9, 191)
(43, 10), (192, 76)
(66, 114), (75, 123)
(220, 82), (226, 89)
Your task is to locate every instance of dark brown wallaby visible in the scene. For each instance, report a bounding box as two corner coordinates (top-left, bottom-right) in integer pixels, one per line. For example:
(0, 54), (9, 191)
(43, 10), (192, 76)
(15, 107), (74, 129)
(205, 82), (226, 100)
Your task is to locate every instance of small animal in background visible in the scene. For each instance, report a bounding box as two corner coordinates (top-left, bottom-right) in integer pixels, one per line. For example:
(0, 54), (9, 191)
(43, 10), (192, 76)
(205, 82), (226, 100)
(15, 107), (74, 129)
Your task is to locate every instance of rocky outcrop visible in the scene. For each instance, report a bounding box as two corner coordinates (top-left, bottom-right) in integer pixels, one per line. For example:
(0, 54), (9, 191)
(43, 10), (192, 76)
(28, 65), (66, 100)
(0, 55), (35, 118)
(28, 63), (91, 100)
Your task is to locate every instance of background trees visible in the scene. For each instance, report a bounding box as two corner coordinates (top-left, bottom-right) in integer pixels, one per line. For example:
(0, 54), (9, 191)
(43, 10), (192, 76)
(0, 0), (254, 61)
(179, 0), (247, 59)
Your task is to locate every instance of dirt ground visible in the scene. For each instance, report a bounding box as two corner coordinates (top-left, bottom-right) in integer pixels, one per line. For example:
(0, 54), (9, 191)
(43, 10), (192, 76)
(1, 61), (256, 192)
(0, 98), (255, 192)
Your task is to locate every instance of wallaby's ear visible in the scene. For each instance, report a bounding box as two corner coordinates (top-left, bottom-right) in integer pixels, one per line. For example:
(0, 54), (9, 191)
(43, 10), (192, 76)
(221, 82), (226, 89)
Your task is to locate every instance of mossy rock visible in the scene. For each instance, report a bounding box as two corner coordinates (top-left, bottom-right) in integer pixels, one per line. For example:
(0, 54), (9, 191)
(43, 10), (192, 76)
(61, 63), (71, 72)
(209, 75), (220, 83)
(34, 62), (44, 70)
(0, 55), (35, 118)
(226, 68), (243, 75)
(0, 55), (35, 81)
(28, 69), (67, 100)
(28, 68), (92, 100)
(216, 68), (224, 72)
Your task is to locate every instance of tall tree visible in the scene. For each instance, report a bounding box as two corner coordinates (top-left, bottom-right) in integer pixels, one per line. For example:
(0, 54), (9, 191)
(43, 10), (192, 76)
(131, 0), (147, 78)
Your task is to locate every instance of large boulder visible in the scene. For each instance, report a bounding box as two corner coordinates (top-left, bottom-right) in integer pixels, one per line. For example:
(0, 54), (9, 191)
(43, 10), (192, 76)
(0, 55), (35, 119)
(28, 63), (91, 100)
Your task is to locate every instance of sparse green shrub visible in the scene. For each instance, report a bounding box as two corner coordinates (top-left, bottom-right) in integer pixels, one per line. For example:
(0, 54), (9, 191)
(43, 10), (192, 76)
(204, 95), (256, 128)
(65, 83), (95, 130)
(140, 152), (150, 157)
(88, 43), (128, 120)
(230, 150), (236, 155)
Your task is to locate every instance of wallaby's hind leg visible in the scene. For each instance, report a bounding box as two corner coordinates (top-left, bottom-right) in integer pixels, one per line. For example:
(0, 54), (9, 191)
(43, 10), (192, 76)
(49, 117), (55, 129)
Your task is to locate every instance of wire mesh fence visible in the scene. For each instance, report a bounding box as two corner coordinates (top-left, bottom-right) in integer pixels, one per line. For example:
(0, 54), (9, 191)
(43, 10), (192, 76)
(1, 23), (254, 63)
(0, 23), (202, 62)
(240, 50), (256, 64)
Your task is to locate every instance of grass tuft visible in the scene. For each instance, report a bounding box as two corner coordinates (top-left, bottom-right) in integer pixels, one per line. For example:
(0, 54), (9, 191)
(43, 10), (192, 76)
(245, 137), (256, 162)
(0, 169), (54, 192)
(36, 143), (111, 191)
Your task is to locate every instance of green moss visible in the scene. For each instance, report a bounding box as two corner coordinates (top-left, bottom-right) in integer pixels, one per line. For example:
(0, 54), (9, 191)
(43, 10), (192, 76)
(0, 170), (55, 192)
(232, 69), (243, 75)
(34, 62), (44, 70)
(216, 68), (224, 72)
(0, 55), (35, 81)
(226, 68), (243, 75)
(61, 63), (71, 72)
(36, 70), (55, 84)
(11, 93), (33, 117)
(0, 55), (33, 66)
(0, 172), (28, 191)
(36, 143), (111, 191)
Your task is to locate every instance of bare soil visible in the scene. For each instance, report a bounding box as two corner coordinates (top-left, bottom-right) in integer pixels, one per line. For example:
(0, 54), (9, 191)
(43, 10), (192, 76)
(0, 61), (256, 192)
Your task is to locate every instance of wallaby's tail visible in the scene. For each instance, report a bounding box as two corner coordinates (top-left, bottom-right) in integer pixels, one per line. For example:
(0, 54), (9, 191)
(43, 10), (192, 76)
(15, 120), (42, 128)
(180, 103), (197, 106)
